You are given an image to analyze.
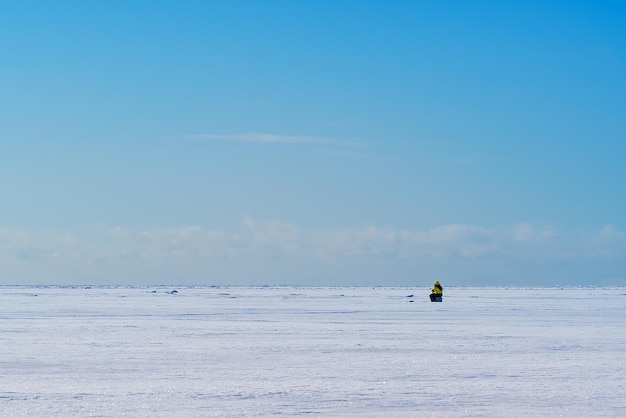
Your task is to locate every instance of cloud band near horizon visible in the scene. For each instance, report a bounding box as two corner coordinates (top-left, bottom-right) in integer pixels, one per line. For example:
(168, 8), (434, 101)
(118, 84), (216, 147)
(0, 220), (624, 285)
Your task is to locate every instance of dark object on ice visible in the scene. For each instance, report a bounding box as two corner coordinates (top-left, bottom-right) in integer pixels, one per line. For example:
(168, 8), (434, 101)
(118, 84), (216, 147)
(429, 294), (442, 302)
(169, 290), (178, 294)
(429, 281), (443, 302)
(406, 294), (414, 298)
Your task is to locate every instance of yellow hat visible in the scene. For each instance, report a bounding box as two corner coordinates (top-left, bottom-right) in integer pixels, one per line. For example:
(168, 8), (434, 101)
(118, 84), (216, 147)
(434, 281), (440, 285)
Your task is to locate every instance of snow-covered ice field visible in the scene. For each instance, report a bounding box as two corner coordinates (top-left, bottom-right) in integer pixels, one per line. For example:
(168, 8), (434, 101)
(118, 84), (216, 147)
(0, 286), (624, 417)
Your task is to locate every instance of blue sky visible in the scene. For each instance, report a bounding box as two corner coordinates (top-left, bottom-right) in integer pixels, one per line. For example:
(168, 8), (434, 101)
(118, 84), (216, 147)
(1, 1), (624, 286)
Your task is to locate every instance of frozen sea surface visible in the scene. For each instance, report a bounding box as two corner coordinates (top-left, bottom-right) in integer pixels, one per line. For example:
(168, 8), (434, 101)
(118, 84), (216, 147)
(0, 286), (624, 417)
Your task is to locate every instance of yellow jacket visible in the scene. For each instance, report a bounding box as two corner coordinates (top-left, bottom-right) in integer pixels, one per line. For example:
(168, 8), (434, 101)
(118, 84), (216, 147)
(431, 281), (443, 296)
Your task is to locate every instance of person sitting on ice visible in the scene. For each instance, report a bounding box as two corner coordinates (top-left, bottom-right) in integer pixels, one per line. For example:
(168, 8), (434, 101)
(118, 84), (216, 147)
(429, 281), (443, 302)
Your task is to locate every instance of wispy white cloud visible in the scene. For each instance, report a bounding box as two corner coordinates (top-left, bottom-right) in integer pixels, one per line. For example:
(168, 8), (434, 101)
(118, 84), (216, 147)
(587, 224), (626, 257)
(242, 215), (299, 254)
(182, 133), (363, 146)
(510, 223), (555, 242)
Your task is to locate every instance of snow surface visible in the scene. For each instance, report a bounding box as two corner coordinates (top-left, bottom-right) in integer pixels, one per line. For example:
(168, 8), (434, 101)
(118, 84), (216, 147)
(0, 286), (624, 417)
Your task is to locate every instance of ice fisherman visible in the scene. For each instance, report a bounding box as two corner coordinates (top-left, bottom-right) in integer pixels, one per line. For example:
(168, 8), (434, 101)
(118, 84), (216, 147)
(429, 281), (443, 302)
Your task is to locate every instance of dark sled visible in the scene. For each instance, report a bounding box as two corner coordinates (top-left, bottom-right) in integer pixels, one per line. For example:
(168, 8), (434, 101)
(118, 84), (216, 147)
(429, 294), (442, 302)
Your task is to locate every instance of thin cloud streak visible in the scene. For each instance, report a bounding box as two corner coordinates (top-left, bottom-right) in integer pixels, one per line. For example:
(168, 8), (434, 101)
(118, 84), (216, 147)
(182, 133), (364, 146)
